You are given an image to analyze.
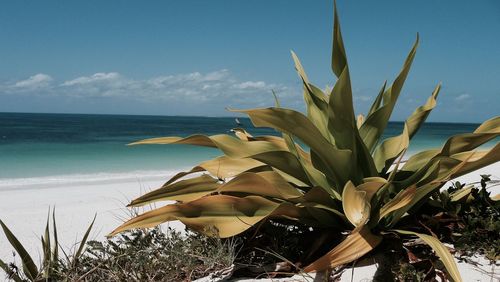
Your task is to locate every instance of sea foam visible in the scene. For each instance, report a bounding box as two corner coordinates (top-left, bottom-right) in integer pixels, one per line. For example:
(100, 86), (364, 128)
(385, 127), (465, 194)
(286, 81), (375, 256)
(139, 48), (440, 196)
(0, 169), (184, 191)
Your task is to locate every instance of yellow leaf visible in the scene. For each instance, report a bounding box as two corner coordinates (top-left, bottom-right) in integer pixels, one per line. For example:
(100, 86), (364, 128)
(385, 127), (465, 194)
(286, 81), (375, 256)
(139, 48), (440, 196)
(342, 181), (370, 227)
(304, 226), (382, 272)
(395, 230), (462, 282)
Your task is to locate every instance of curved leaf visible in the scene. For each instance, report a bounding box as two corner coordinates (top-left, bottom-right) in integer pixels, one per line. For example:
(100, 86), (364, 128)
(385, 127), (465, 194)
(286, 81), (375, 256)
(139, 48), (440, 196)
(373, 124), (409, 173)
(304, 226), (382, 272)
(130, 134), (285, 158)
(366, 81), (387, 118)
(373, 84), (441, 173)
(110, 195), (299, 238)
(218, 171), (303, 200)
(394, 230), (462, 282)
(233, 107), (352, 187)
(342, 181), (370, 227)
(359, 34), (419, 152)
(129, 174), (221, 206)
(250, 150), (311, 186)
(0, 219), (39, 280)
(379, 185), (416, 221)
(331, 0), (347, 78)
(404, 116), (500, 172)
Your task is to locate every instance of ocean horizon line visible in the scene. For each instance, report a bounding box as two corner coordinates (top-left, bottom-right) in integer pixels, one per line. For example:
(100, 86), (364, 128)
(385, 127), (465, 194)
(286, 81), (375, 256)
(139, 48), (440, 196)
(0, 111), (484, 126)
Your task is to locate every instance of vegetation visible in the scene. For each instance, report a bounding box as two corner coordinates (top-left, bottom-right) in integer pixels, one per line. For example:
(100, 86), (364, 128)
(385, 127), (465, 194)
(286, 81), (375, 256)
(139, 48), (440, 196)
(2, 2), (499, 282)
(0, 209), (94, 282)
(2, 177), (498, 281)
(1, 216), (236, 282)
(108, 2), (500, 282)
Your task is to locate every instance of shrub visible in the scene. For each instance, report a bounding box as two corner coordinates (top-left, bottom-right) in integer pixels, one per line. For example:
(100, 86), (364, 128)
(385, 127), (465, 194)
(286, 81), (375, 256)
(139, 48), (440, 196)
(110, 2), (499, 281)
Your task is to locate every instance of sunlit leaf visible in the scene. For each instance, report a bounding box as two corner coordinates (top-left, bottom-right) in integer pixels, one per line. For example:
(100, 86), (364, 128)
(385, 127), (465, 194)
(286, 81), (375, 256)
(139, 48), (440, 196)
(129, 174), (221, 206)
(110, 195), (300, 238)
(359, 34), (419, 152)
(379, 186), (416, 220)
(233, 107), (352, 188)
(342, 181), (370, 227)
(395, 230), (462, 282)
(304, 226), (382, 272)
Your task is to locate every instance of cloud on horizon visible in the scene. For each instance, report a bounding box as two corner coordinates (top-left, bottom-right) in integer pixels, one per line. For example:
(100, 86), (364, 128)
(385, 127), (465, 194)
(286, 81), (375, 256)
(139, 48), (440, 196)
(12, 73), (53, 90)
(0, 70), (486, 122)
(1, 70), (298, 111)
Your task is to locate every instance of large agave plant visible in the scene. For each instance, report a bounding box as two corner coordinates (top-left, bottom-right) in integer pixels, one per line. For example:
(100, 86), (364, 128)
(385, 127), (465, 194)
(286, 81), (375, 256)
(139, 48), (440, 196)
(110, 3), (499, 280)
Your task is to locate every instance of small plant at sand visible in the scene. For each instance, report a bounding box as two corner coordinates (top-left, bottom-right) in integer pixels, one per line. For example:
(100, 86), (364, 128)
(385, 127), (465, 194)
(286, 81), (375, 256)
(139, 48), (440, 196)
(110, 2), (500, 281)
(0, 209), (95, 282)
(65, 227), (236, 282)
(1, 215), (236, 281)
(431, 175), (500, 262)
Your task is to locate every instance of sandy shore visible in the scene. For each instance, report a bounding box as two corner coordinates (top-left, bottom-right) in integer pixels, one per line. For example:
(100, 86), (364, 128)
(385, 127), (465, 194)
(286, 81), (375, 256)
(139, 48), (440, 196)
(0, 163), (498, 280)
(0, 174), (184, 263)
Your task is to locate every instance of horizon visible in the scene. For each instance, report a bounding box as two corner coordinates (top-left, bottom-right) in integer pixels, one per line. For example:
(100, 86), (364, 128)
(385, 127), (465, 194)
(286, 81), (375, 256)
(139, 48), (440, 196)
(1, 1), (499, 122)
(0, 110), (484, 125)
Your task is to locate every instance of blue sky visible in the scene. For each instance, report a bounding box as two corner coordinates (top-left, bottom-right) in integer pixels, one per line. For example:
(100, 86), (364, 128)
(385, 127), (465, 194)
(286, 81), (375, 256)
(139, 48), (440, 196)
(0, 1), (499, 122)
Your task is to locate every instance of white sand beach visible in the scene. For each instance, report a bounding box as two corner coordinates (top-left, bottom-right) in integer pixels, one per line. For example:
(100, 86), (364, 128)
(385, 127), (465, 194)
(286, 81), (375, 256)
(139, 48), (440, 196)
(1, 163), (498, 281)
(0, 173), (182, 264)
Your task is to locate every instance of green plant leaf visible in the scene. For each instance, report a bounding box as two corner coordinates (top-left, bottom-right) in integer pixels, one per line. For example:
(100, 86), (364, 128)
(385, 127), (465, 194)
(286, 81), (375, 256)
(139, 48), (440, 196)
(304, 226), (382, 272)
(342, 181), (370, 227)
(130, 174), (221, 206)
(110, 195), (303, 238)
(359, 34), (419, 152)
(74, 214), (96, 264)
(291, 52), (332, 143)
(52, 209), (59, 265)
(129, 134), (285, 159)
(233, 107), (352, 188)
(250, 150), (312, 186)
(403, 116), (500, 172)
(331, 0), (347, 78)
(394, 229), (462, 282)
(164, 156), (265, 186)
(373, 84), (440, 173)
(450, 185), (474, 202)
(218, 171), (303, 199)
(0, 219), (39, 280)
(366, 81), (387, 118)
(379, 185), (416, 221)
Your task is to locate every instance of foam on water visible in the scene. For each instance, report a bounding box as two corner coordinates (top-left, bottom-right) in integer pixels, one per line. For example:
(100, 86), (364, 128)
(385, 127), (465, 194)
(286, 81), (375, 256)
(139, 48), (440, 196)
(0, 169), (184, 191)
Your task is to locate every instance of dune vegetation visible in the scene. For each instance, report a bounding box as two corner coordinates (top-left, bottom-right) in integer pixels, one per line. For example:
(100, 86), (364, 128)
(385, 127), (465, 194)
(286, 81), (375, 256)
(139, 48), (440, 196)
(106, 2), (499, 281)
(1, 2), (499, 282)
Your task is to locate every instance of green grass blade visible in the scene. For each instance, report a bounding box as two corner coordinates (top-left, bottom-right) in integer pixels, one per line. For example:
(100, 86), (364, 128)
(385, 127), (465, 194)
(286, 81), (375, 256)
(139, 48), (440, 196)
(0, 219), (39, 280)
(43, 210), (51, 276)
(52, 208), (59, 264)
(74, 215), (96, 263)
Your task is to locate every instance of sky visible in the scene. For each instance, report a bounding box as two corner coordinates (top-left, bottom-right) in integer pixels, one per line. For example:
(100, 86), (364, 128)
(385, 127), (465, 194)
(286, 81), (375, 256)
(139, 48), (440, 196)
(0, 0), (499, 122)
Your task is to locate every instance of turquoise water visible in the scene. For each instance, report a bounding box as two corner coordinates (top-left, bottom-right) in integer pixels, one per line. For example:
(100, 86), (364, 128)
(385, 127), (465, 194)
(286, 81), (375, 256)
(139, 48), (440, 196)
(0, 112), (485, 188)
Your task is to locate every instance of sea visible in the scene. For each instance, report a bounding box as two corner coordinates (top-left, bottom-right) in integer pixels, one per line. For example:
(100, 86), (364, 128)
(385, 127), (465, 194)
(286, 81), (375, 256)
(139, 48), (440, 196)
(0, 112), (484, 190)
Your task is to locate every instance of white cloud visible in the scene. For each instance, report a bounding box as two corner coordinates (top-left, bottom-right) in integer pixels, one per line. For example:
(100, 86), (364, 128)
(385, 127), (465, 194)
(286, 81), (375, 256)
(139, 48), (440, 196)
(61, 72), (121, 86)
(13, 73), (53, 90)
(455, 93), (470, 101)
(2, 70), (294, 109)
(233, 81), (266, 89)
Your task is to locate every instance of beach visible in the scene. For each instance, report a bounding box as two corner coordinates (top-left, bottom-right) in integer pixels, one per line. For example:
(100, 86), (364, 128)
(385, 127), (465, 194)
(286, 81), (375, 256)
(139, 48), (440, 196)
(1, 163), (498, 279)
(0, 112), (498, 280)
